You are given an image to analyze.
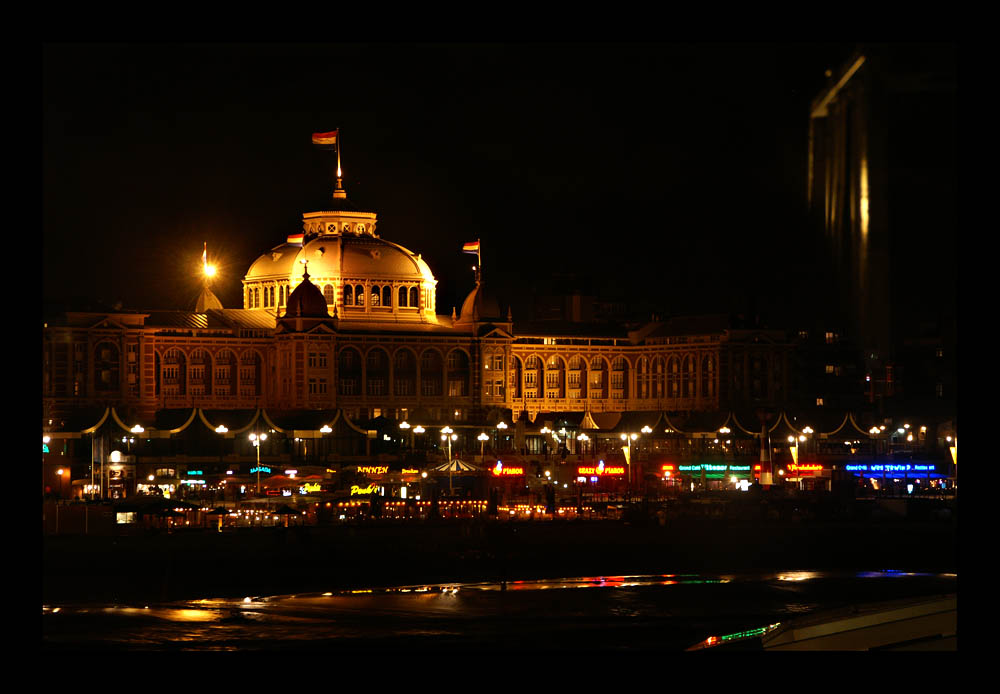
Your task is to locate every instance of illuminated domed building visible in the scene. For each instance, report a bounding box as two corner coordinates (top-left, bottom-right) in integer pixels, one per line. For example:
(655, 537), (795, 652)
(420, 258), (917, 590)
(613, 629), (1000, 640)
(44, 146), (832, 500)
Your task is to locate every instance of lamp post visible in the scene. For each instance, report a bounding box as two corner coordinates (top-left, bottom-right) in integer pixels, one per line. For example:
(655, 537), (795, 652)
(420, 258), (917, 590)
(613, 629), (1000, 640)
(249, 432), (267, 496)
(578, 433), (590, 461)
(496, 421), (508, 453)
(440, 427), (457, 495)
(620, 432), (638, 501)
(478, 432), (489, 462)
(400, 420), (412, 453)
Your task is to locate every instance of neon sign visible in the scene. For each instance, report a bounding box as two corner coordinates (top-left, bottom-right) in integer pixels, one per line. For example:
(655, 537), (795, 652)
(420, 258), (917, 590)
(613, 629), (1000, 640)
(845, 464), (935, 472)
(187, 470), (203, 476)
(678, 464), (751, 472)
(578, 466), (625, 475)
(357, 466), (389, 475)
(660, 464), (675, 471)
(787, 463), (823, 472)
(304, 483), (323, 493)
(350, 483), (380, 495)
(251, 466), (271, 475)
(402, 468), (420, 474)
(492, 467), (524, 476)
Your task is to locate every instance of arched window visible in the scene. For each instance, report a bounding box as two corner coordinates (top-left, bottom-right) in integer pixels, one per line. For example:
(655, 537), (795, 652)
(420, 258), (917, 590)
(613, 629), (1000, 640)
(682, 355), (695, 398)
(668, 357), (680, 397)
(420, 349), (443, 397)
(446, 350), (470, 398)
(371, 285), (381, 307)
(398, 286), (408, 307)
(393, 348), (417, 396)
(323, 284), (335, 305)
(409, 287), (418, 308)
(355, 285), (365, 307)
(366, 348), (389, 396)
(344, 284), (354, 306)
(382, 286), (392, 307)
(338, 347), (361, 396)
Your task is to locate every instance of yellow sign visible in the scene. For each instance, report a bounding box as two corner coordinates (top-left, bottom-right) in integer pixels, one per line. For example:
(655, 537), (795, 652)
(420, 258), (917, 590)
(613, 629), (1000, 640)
(402, 468), (420, 474)
(350, 483), (379, 496)
(357, 466), (389, 475)
(304, 483), (323, 493)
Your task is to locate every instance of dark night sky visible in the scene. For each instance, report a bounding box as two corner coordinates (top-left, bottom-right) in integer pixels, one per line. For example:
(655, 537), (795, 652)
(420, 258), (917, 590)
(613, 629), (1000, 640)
(43, 42), (859, 322)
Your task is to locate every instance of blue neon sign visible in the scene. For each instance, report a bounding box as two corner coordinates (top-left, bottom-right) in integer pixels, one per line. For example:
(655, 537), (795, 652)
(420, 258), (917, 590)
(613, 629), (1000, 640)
(251, 466), (271, 475)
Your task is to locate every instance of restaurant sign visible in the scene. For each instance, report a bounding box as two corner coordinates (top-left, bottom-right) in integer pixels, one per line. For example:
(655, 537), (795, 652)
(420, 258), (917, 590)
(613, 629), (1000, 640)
(402, 468), (420, 474)
(351, 483), (380, 496)
(845, 464), (935, 472)
(577, 466), (625, 475)
(357, 466), (389, 476)
(251, 466), (271, 475)
(492, 465), (525, 476)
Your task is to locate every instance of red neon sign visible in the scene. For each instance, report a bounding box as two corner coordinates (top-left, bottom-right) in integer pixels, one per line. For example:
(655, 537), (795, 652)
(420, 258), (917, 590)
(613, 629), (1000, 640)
(492, 467), (524, 476)
(788, 463), (823, 472)
(578, 466), (625, 476)
(660, 464), (675, 471)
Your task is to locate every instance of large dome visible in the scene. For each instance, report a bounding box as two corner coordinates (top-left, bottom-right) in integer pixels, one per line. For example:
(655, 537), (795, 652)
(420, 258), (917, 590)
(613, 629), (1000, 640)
(243, 207), (438, 323)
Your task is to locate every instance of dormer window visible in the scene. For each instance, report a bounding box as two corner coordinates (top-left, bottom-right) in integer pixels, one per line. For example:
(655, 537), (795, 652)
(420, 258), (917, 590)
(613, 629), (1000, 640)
(357, 224), (365, 233)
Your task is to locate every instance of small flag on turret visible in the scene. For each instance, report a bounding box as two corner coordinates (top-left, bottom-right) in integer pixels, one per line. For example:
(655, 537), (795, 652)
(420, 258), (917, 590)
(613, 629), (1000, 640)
(311, 130), (338, 150)
(202, 242), (207, 267)
(462, 241), (480, 254)
(287, 233), (304, 245)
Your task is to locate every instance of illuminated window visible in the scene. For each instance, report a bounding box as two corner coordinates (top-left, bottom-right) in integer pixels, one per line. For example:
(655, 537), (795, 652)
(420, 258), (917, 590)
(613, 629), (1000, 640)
(355, 285), (365, 307)
(936, 348), (944, 358)
(344, 284), (354, 306)
(399, 286), (408, 307)
(825, 364), (835, 374)
(825, 332), (837, 344)
(409, 287), (418, 308)
(323, 284), (335, 305)
(371, 285), (381, 307)
(816, 398), (824, 406)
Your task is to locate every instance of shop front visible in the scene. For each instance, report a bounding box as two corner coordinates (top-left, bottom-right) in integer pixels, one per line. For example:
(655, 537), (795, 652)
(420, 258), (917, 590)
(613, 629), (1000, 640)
(575, 461), (627, 501)
(678, 463), (754, 491)
(843, 462), (947, 494)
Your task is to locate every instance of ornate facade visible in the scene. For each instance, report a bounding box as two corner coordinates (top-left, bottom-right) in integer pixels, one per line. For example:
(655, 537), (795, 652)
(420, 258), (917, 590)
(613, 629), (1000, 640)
(43, 175), (794, 428)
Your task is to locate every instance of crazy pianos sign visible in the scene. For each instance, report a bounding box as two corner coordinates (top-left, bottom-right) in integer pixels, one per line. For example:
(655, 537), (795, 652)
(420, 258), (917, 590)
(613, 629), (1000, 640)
(492, 462), (524, 476)
(577, 465), (625, 475)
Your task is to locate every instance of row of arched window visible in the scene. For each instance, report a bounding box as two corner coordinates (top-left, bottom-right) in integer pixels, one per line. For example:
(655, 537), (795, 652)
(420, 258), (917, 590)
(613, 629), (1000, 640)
(341, 284), (421, 309)
(507, 353), (720, 401)
(246, 282), (424, 311)
(246, 285), (290, 309)
(155, 348), (263, 398)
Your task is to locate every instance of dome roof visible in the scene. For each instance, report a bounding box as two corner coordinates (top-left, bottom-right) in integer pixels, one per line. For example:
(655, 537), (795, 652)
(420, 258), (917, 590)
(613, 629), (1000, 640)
(246, 234), (435, 285)
(456, 282), (503, 324)
(284, 273), (329, 318)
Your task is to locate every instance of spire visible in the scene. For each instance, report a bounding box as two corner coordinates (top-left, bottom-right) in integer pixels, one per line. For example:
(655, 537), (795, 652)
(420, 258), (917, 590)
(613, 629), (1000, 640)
(302, 259), (310, 281)
(334, 131), (347, 200)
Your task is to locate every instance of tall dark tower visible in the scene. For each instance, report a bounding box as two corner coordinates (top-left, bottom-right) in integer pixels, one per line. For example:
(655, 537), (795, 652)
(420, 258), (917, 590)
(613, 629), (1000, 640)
(807, 44), (956, 414)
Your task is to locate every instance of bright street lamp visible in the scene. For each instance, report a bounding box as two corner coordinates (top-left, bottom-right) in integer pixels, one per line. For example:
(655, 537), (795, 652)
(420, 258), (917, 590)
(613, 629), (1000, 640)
(250, 432), (267, 496)
(478, 432), (489, 461)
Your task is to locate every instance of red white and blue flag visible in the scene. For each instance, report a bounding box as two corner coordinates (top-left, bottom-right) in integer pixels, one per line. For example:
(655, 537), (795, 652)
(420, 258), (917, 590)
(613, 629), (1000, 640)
(462, 240), (480, 254)
(287, 233), (304, 245)
(311, 130), (338, 150)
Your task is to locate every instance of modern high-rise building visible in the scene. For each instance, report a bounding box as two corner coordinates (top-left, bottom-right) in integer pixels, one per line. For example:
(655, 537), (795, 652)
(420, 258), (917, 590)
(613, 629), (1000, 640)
(807, 43), (956, 413)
